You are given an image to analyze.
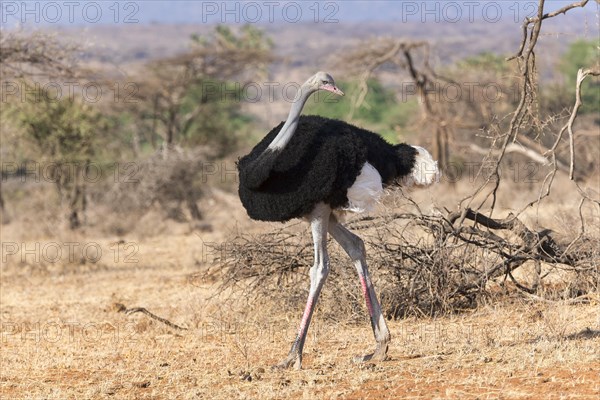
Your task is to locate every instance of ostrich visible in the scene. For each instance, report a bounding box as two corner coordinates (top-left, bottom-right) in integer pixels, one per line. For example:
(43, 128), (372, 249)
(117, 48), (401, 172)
(238, 72), (439, 369)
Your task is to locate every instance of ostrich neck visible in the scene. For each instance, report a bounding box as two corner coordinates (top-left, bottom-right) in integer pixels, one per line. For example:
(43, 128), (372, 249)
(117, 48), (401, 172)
(267, 85), (315, 151)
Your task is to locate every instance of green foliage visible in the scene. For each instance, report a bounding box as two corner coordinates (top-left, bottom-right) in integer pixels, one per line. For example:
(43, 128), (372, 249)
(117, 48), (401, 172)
(137, 24), (272, 155)
(457, 52), (509, 73)
(12, 83), (109, 161)
(6, 82), (113, 228)
(304, 78), (418, 143)
(192, 24), (274, 52)
(559, 40), (600, 114)
(179, 79), (253, 154)
(186, 26), (272, 152)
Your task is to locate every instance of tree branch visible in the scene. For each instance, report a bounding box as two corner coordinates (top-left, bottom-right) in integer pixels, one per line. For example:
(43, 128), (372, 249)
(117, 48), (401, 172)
(507, 0), (590, 61)
(114, 303), (188, 331)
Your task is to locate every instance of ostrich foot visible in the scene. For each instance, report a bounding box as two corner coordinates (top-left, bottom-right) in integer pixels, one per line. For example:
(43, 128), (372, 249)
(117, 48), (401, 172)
(272, 353), (302, 370)
(353, 342), (389, 363)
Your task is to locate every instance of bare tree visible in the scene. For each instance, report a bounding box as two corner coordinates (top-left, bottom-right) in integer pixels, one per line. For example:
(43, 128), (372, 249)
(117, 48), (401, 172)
(107, 25), (274, 224)
(0, 31), (79, 80)
(0, 32), (100, 229)
(128, 25), (273, 154)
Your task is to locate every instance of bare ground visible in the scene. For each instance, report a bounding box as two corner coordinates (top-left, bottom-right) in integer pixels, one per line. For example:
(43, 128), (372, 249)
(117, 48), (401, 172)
(1, 258), (598, 399)
(1, 187), (599, 399)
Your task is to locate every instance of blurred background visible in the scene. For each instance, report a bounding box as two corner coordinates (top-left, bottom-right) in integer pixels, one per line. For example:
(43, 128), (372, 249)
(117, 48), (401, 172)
(1, 2), (599, 398)
(1, 1), (598, 235)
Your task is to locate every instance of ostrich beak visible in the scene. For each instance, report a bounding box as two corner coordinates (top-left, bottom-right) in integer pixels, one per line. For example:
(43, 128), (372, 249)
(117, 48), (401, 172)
(321, 84), (344, 96)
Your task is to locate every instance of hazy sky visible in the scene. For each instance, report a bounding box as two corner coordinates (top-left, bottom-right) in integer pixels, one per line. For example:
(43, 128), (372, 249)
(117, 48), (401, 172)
(0, 1), (591, 27)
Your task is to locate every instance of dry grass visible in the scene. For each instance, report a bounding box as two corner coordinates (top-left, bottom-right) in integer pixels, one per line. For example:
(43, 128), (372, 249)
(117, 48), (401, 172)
(2, 183), (599, 399)
(1, 254), (598, 399)
(214, 180), (599, 322)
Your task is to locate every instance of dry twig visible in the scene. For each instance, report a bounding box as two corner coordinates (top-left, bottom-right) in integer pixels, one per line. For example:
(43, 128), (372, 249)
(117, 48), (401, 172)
(114, 302), (188, 331)
(215, 210), (598, 318)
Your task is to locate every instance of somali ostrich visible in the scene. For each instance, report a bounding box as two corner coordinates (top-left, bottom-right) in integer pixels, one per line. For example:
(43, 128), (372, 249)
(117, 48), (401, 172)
(238, 72), (439, 369)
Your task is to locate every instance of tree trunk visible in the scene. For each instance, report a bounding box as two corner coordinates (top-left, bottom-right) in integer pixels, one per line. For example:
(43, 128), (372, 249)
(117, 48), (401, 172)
(186, 195), (202, 220)
(0, 182), (8, 225)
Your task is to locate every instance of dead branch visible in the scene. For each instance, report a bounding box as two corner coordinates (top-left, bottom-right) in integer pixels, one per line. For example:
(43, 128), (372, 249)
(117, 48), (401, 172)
(447, 208), (583, 266)
(459, 0), (598, 219)
(559, 67), (600, 180)
(337, 39), (459, 168)
(114, 302), (188, 331)
(507, 0), (591, 61)
(468, 143), (569, 172)
(0, 31), (85, 80)
(336, 39), (422, 119)
(216, 210), (598, 319)
(470, 0), (546, 214)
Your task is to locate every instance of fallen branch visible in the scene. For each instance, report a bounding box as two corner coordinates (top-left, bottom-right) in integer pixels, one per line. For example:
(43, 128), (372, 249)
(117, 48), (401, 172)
(521, 292), (599, 304)
(216, 209), (598, 318)
(468, 143), (569, 172)
(114, 302), (188, 331)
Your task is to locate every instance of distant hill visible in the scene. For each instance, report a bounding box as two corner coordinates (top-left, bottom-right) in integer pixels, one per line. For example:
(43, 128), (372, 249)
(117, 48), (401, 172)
(37, 11), (596, 72)
(9, 9), (596, 128)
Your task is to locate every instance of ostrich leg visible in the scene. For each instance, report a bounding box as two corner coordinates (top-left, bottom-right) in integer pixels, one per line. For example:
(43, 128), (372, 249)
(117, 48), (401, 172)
(275, 203), (331, 369)
(328, 214), (390, 362)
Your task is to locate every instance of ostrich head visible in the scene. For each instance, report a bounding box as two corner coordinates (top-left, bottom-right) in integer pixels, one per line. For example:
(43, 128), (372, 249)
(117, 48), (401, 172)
(306, 71), (344, 96)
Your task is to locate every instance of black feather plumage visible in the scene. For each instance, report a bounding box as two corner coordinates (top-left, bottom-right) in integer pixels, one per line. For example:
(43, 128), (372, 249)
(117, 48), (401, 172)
(237, 115), (417, 222)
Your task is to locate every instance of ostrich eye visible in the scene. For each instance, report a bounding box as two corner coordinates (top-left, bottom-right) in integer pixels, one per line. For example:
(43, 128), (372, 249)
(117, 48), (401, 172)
(321, 80), (328, 85)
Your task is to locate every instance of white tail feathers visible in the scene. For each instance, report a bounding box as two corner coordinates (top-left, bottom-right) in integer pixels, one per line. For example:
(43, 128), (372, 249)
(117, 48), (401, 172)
(402, 146), (441, 187)
(342, 148), (439, 216)
(343, 162), (383, 213)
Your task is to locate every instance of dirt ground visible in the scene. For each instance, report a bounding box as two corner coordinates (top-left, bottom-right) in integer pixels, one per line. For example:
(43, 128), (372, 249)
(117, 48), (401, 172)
(1, 187), (599, 399)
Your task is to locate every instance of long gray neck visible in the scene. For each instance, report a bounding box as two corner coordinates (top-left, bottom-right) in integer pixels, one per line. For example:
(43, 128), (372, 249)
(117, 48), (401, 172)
(267, 84), (315, 151)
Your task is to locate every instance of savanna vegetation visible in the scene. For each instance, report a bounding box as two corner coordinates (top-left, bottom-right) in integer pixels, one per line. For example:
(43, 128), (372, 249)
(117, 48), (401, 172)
(1, 1), (598, 398)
